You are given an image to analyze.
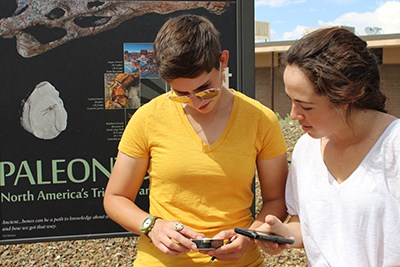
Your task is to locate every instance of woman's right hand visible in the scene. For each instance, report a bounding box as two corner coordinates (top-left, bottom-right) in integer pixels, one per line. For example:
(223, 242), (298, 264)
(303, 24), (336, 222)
(147, 219), (204, 255)
(254, 215), (293, 255)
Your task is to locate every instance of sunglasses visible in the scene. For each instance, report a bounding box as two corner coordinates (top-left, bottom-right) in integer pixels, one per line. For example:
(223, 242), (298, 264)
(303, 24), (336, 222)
(165, 85), (221, 103)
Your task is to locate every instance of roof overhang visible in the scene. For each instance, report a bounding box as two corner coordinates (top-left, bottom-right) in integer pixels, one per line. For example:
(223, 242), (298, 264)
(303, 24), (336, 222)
(255, 33), (400, 54)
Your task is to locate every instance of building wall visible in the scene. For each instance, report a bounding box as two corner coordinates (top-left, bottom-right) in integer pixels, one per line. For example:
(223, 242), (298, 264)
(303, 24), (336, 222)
(383, 47), (400, 64)
(381, 64), (400, 116)
(255, 67), (289, 117)
(255, 52), (280, 68)
(255, 65), (400, 117)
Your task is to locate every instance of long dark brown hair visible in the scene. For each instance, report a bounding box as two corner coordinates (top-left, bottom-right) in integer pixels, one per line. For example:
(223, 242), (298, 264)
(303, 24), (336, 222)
(282, 27), (387, 115)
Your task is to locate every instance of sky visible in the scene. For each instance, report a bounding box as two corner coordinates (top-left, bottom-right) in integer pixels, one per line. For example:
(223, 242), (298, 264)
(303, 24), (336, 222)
(254, 0), (400, 41)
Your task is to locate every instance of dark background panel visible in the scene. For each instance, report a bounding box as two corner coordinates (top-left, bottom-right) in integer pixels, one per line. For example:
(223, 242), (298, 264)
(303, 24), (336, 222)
(0, 1), (250, 244)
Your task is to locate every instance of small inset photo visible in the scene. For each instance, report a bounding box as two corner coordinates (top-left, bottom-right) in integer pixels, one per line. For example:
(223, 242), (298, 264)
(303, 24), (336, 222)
(123, 43), (159, 79)
(104, 73), (141, 109)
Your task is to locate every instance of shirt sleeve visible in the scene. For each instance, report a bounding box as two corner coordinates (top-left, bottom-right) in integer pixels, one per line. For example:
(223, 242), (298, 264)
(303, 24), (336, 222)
(257, 107), (287, 160)
(384, 121), (400, 199)
(285, 134), (308, 216)
(286, 164), (299, 216)
(118, 104), (151, 158)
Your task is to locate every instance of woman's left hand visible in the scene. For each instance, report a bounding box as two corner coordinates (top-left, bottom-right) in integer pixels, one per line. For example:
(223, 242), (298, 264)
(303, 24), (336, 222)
(201, 229), (254, 262)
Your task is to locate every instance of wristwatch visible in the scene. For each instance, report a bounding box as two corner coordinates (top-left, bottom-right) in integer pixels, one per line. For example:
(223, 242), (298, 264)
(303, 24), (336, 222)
(140, 215), (160, 236)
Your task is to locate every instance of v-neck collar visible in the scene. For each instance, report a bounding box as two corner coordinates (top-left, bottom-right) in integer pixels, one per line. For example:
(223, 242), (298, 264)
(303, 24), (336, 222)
(176, 90), (239, 153)
(323, 119), (400, 186)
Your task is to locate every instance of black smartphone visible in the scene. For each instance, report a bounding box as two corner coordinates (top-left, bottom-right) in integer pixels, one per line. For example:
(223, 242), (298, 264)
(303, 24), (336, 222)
(234, 228), (294, 245)
(191, 238), (225, 250)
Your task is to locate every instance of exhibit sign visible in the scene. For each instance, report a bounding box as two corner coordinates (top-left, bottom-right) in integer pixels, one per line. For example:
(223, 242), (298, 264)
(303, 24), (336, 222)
(0, 0), (254, 244)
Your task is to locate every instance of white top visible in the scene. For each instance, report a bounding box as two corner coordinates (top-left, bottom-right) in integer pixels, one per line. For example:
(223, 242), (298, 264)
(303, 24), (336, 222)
(286, 119), (400, 267)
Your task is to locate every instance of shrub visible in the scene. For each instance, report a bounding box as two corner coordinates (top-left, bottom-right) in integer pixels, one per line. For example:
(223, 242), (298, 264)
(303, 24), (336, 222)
(276, 113), (304, 161)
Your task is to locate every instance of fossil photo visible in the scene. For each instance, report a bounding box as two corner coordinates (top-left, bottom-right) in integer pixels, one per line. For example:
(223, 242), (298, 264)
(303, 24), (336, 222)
(20, 81), (68, 140)
(0, 0), (229, 57)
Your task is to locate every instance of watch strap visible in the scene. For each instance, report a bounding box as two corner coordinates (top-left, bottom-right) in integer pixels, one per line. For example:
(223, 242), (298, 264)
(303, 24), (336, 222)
(140, 215), (161, 237)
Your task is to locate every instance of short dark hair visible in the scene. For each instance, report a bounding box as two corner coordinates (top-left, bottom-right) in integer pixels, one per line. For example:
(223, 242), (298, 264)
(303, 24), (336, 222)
(282, 27), (387, 114)
(154, 14), (221, 81)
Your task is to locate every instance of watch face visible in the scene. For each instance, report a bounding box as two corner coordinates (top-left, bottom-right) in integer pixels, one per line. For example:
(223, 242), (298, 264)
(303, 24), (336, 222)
(140, 216), (156, 234)
(143, 218), (152, 228)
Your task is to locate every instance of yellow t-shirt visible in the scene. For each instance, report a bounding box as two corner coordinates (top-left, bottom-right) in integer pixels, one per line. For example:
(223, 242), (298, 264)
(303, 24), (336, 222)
(119, 90), (286, 266)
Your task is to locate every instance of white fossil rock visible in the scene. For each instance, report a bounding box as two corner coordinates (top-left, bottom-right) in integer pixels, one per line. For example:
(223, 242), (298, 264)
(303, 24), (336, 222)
(0, 0), (229, 57)
(21, 81), (68, 140)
